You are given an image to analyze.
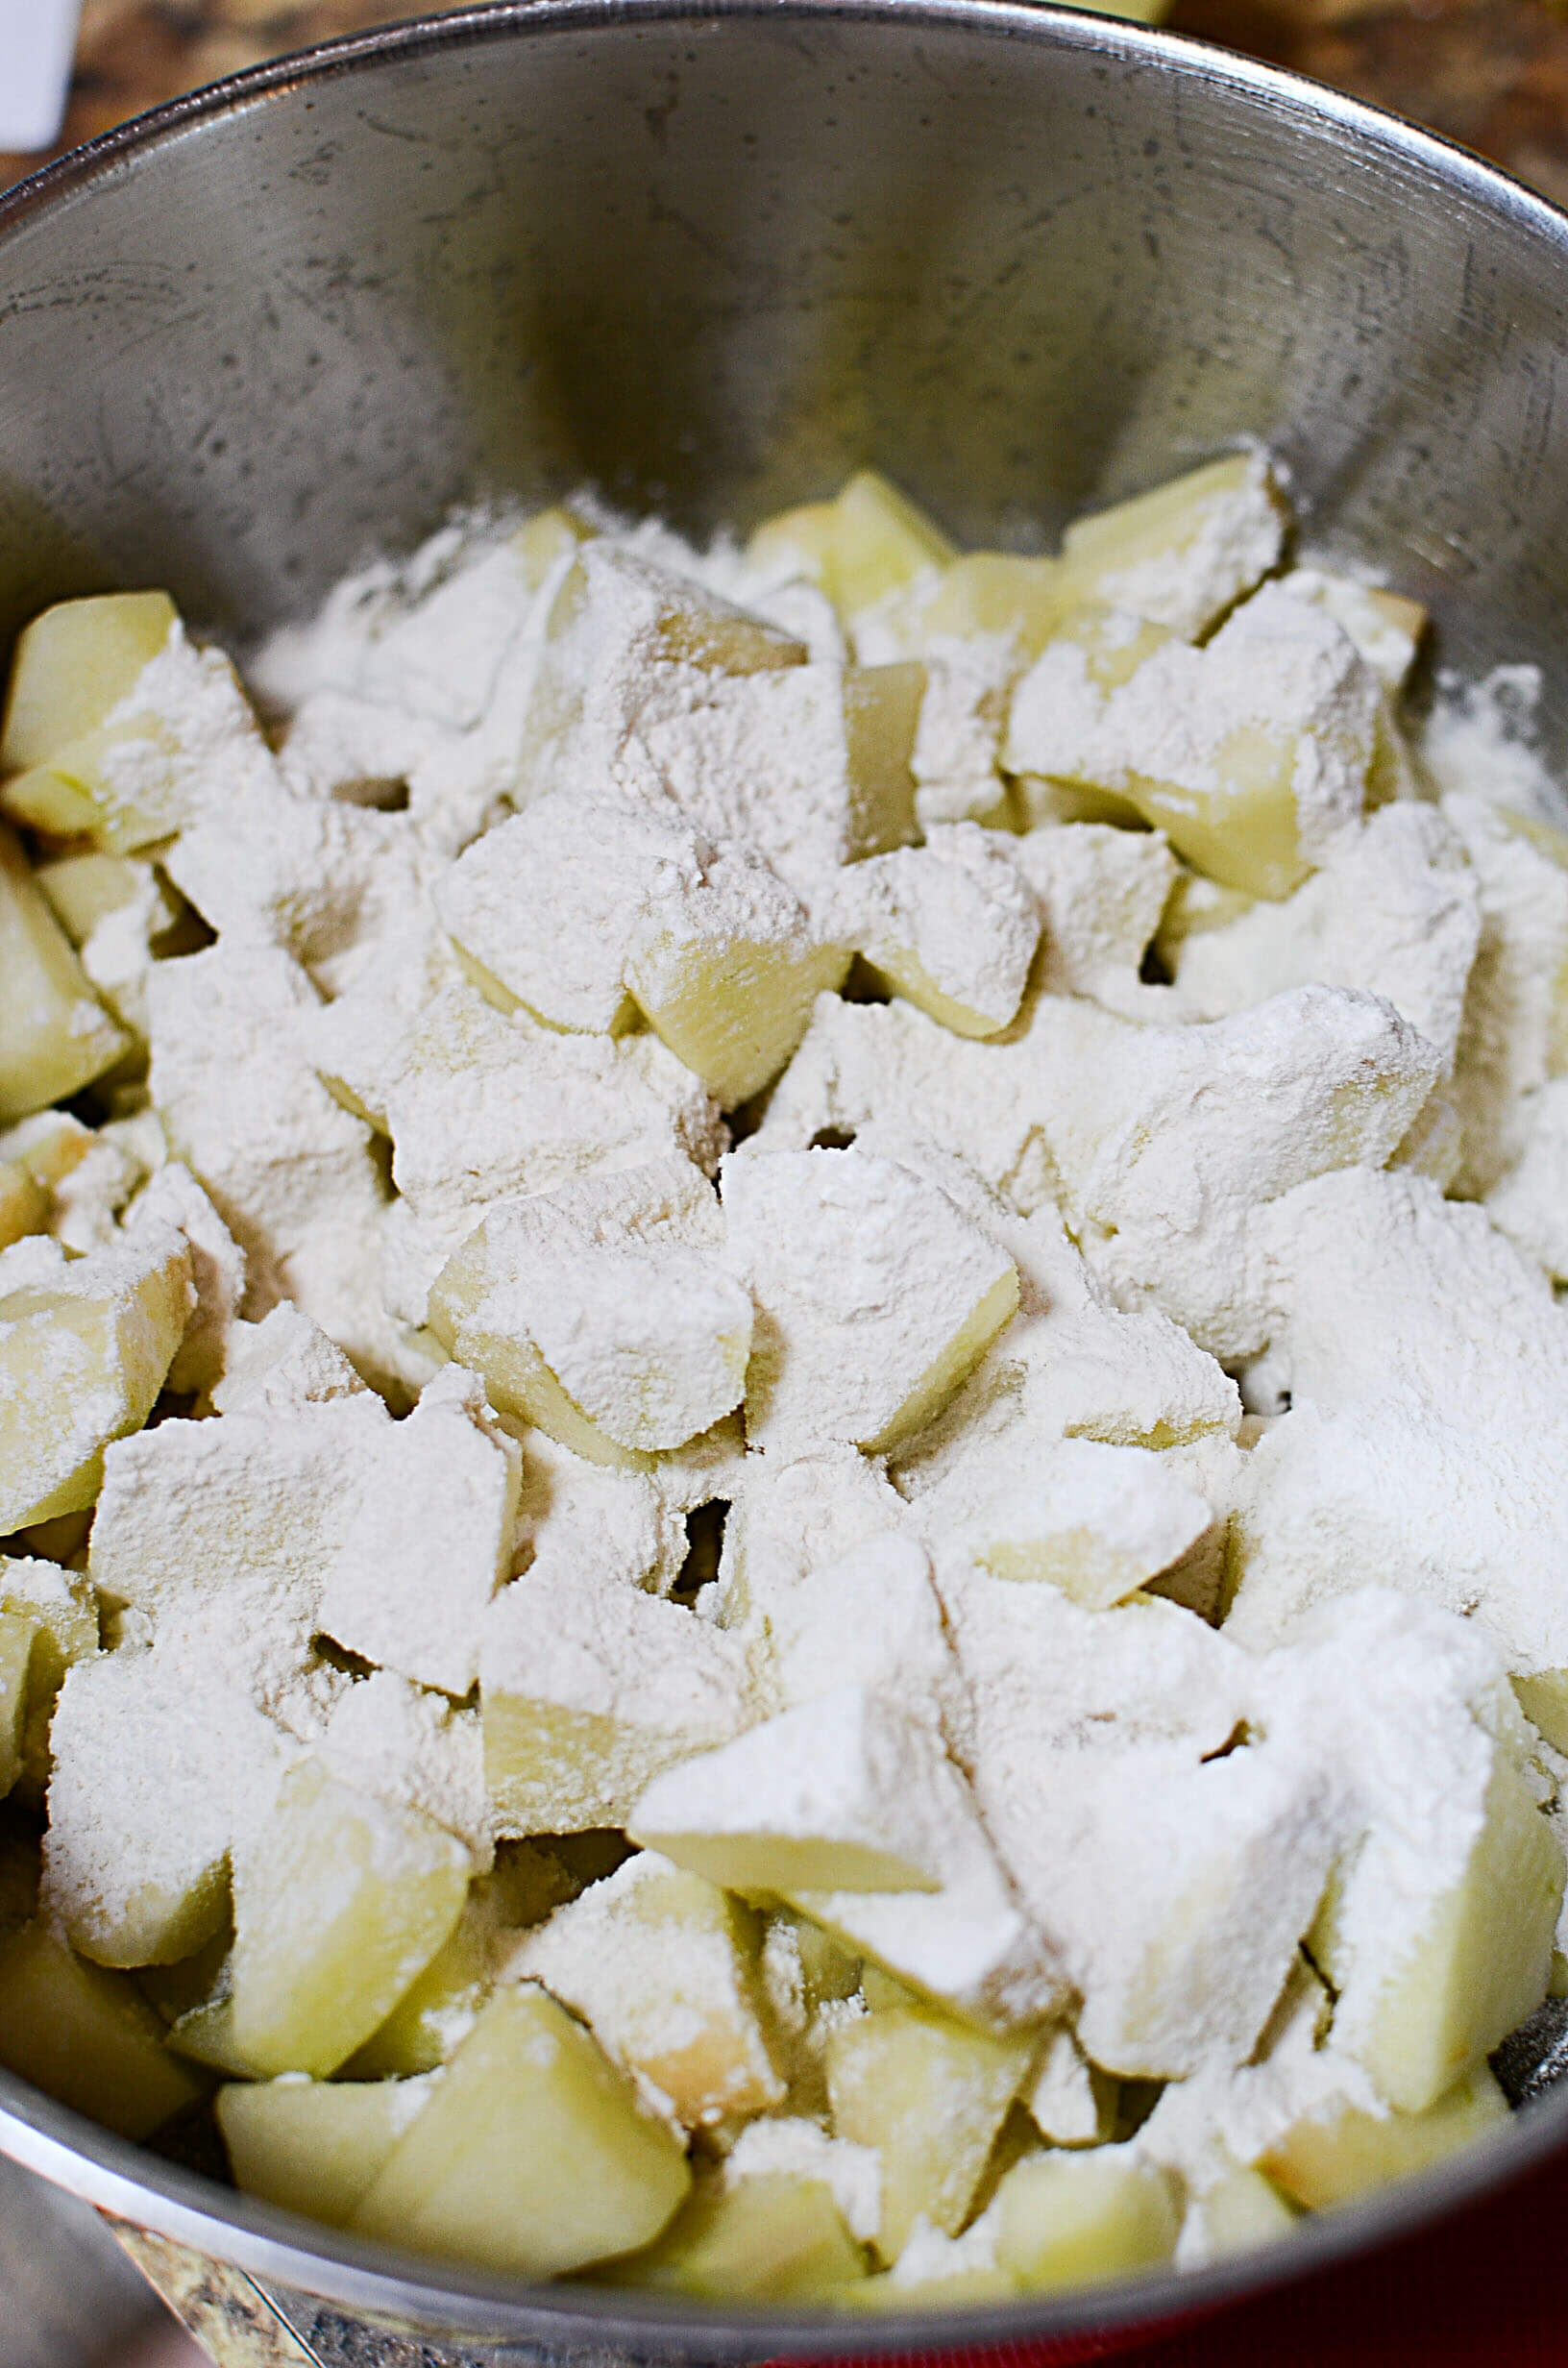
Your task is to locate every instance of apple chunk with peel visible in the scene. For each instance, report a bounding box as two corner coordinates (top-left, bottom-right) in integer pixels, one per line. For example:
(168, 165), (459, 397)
(0, 1918), (203, 2140)
(0, 1223), (192, 1534)
(990, 2148), (1181, 2291)
(217, 2074), (439, 2226)
(351, 1984), (691, 2276)
(479, 1567), (751, 1836)
(826, 2001), (1036, 2259)
(511, 1851), (784, 2130)
(720, 1146), (1018, 1457)
(429, 1169), (752, 1461)
(607, 2173), (867, 2301)
(230, 1759), (471, 2078)
(631, 1688), (969, 1895)
(0, 825), (130, 1122)
(1259, 2064), (1509, 2210)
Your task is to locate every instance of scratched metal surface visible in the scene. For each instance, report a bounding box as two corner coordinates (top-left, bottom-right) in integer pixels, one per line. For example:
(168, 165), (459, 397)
(4, 5), (1568, 2359)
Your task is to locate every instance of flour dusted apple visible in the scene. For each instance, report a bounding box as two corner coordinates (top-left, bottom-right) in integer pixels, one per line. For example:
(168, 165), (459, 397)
(429, 1161), (752, 1461)
(437, 794), (849, 1102)
(509, 1850), (785, 2130)
(480, 1569), (750, 1835)
(317, 1364), (520, 1697)
(350, 1983), (692, 2275)
(630, 1688), (978, 1896)
(1, 599), (278, 853)
(0, 1221), (191, 1533)
(721, 1145), (1018, 1455)
(747, 469), (957, 623)
(1008, 582), (1380, 900)
(1056, 453), (1286, 639)
(0, 825), (130, 1122)
(4, 451), (1563, 2304)
(826, 823), (1040, 1038)
(950, 1434), (1215, 1610)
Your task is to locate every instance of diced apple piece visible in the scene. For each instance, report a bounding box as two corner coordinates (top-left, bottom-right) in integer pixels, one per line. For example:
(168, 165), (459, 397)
(748, 473), (955, 619)
(829, 472), (958, 617)
(1, 1556), (97, 1801)
(826, 2002), (1036, 2259)
(0, 1612), (38, 1799)
(1277, 569), (1428, 694)
(639, 660), (923, 894)
(0, 825), (130, 1122)
(1186, 2165), (1298, 2258)
(0, 1157), (47, 1251)
(746, 499), (841, 589)
(351, 1983), (691, 2274)
(317, 1365), (519, 1698)
(1259, 2065), (1509, 2209)
(829, 824), (1041, 1040)
(230, 1759), (471, 2078)
(631, 1690), (968, 1896)
(611, 2172), (867, 2300)
(1058, 455), (1286, 639)
(0, 592), (179, 835)
(1, 605), (273, 855)
(990, 2147), (1180, 2290)
(624, 848), (851, 1107)
(1319, 1752), (1561, 2115)
(918, 553), (1074, 659)
(429, 1192), (750, 1464)
(1007, 584), (1378, 901)
(512, 505), (597, 591)
(0, 1224), (192, 1533)
(45, 1644), (293, 1969)
(965, 1437), (1213, 1610)
(522, 544), (804, 804)
(480, 1570), (750, 1836)
(722, 1146), (1017, 1456)
(1025, 2022), (1118, 2148)
(2, 592), (176, 768)
(217, 2074), (438, 2226)
(513, 1852), (783, 2129)
(0, 1917), (203, 2138)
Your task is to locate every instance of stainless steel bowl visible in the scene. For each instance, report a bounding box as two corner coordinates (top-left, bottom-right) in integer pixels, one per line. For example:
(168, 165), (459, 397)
(5, 4), (1568, 2356)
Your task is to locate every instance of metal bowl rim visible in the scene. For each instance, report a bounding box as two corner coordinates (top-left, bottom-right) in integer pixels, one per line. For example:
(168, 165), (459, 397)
(3, 0), (1568, 2349)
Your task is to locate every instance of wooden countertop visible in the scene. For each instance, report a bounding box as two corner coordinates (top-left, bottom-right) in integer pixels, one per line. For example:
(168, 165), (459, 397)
(5, 0), (1568, 205)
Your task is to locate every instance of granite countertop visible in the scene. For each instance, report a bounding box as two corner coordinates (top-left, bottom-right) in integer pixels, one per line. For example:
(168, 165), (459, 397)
(4, 0), (1568, 203)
